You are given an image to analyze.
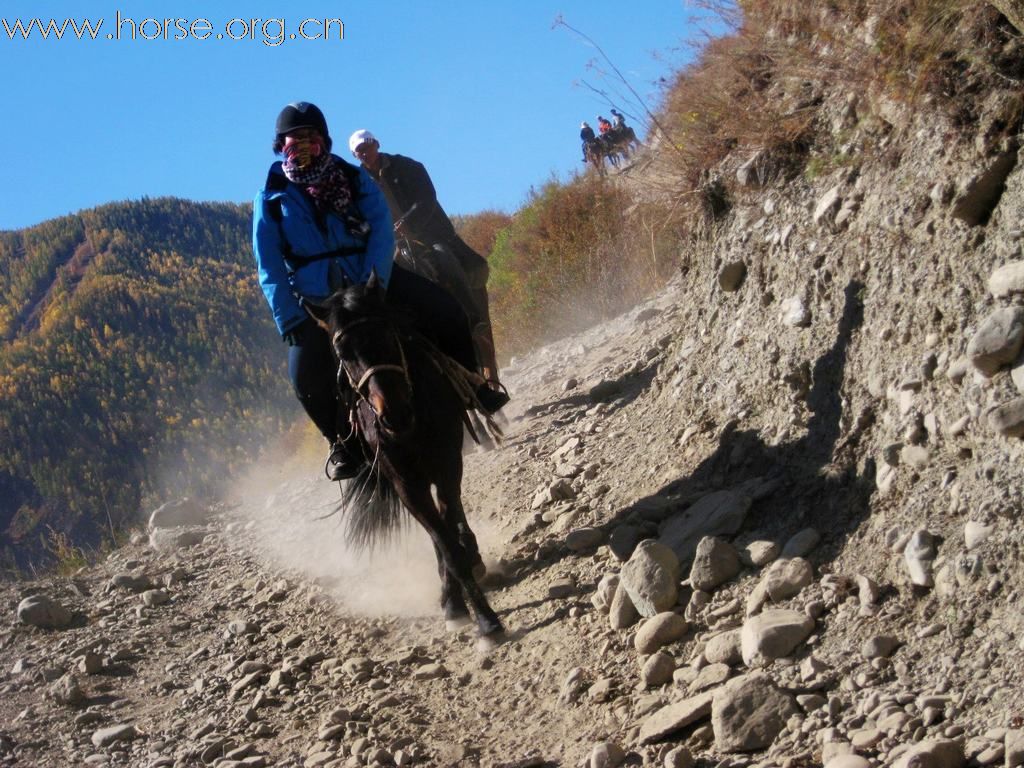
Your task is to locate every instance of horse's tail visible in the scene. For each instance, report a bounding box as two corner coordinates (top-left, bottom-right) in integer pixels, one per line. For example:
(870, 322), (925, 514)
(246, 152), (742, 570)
(338, 463), (406, 550)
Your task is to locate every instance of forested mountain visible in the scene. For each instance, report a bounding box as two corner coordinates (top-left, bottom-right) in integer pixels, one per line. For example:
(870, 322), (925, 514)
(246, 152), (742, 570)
(0, 198), (295, 572)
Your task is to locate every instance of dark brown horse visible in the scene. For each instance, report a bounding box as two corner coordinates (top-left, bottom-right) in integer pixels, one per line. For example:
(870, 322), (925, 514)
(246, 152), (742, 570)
(305, 275), (504, 649)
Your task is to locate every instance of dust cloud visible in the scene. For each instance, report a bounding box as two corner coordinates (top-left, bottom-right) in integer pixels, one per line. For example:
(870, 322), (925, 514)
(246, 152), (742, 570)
(224, 432), (502, 621)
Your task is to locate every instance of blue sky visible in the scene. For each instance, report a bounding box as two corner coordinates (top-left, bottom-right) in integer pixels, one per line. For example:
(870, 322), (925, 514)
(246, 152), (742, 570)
(0, 2), (713, 231)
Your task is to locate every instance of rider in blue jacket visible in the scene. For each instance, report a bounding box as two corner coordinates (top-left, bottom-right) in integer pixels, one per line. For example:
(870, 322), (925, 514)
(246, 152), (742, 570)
(254, 102), (506, 481)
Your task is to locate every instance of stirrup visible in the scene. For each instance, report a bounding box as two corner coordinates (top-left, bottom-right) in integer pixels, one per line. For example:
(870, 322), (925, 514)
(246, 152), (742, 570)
(475, 381), (510, 415)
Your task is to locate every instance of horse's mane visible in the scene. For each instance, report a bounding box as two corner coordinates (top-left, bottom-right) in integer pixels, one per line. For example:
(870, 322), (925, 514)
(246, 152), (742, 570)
(331, 282), (414, 330)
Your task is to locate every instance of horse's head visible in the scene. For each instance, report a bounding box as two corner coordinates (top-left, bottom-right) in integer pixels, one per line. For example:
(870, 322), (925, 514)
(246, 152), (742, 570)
(307, 272), (415, 436)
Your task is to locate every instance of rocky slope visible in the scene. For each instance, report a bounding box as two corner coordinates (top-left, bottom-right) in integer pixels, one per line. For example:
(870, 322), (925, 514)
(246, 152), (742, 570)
(4, 72), (1024, 768)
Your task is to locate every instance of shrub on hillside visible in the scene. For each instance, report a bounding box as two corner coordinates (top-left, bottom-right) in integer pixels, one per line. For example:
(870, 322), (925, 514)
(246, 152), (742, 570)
(486, 175), (678, 358)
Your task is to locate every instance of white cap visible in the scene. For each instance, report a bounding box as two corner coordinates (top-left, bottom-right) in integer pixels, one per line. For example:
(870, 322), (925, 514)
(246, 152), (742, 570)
(348, 129), (377, 154)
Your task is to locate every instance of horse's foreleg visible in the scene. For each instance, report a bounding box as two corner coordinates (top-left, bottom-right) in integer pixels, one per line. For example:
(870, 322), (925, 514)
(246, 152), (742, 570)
(433, 541), (471, 630)
(397, 484), (503, 638)
(435, 484), (502, 639)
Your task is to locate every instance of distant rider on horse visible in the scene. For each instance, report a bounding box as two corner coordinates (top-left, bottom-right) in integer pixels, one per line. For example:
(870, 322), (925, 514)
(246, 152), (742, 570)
(580, 121), (596, 162)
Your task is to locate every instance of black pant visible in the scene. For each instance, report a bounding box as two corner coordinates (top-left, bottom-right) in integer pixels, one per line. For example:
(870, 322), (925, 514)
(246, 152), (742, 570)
(288, 264), (479, 441)
(387, 263), (478, 373)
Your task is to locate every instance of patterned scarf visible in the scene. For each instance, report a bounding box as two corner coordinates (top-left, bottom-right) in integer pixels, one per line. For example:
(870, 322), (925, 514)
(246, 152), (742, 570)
(282, 153), (371, 240)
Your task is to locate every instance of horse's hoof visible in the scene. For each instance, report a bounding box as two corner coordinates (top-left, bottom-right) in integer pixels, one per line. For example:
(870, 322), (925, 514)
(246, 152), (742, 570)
(476, 631), (506, 654)
(445, 616), (473, 632)
(472, 561), (487, 581)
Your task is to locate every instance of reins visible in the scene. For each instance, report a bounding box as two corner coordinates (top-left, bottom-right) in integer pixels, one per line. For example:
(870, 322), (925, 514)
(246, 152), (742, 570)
(332, 315), (412, 426)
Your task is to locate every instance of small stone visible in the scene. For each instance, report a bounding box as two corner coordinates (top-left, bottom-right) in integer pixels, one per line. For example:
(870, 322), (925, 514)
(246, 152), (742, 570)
(689, 663), (731, 693)
(79, 652), (103, 675)
(609, 583), (639, 629)
(904, 530), (937, 587)
(148, 527), (207, 551)
(989, 398), (1024, 438)
(704, 630), (743, 666)
(964, 521), (993, 550)
(663, 745), (694, 768)
(641, 652), (676, 688)
(49, 673), (85, 706)
(548, 577), (576, 599)
(689, 536), (740, 592)
(566, 527), (604, 552)
(639, 691), (715, 744)
(141, 589), (169, 607)
(712, 672), (798, 752)
(967, 307), (1024, 377)
(413, 663), (449, 680)
(891, 739), (965, 768)
(228, 619), (258, 636)
(850, 729), (883, 750)
(989, 261), (1024, 298)
(861, 635), (901, 659)
(900, 445), (931, 471)
(814, 185), (843, 225)
(782, 297), (811, 327)
(590, 742), (625, 768)
(762, 557), (814, 602)
(620, 540), (680, 617)
(634, 612), (689, 654)
(91, 724), (138, 748)
(781, 528), (820, 557)
(740, 540), (779, 567)
(741, 609), (815, 667)
(856, 575), (880, 607)
(592, 573), (619, 613)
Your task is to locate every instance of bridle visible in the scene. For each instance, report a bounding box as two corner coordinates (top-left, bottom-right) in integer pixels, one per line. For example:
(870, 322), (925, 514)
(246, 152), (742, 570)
(331, 315), (412, 425)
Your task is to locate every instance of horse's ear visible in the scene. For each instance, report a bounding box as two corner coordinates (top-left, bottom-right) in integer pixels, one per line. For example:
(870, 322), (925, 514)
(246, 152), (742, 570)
(366, 268), (384, 296)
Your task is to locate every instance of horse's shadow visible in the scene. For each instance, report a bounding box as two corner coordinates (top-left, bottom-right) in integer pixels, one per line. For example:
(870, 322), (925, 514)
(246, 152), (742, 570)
(503, 279), (874, 597)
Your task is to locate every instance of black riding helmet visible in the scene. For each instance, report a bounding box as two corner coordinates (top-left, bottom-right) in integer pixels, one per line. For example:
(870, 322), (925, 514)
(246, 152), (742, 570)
(273, 101), (333, 152)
